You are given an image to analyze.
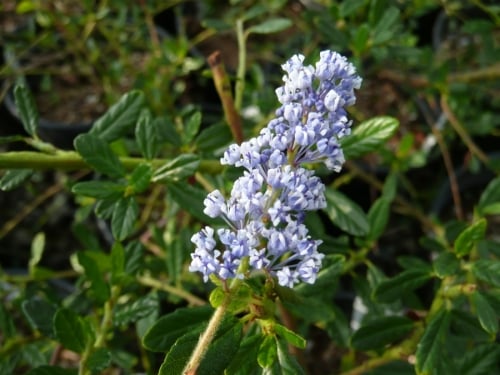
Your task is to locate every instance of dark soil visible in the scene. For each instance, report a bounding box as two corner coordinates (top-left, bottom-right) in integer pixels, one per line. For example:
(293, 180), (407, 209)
(35, 74), (107, 125)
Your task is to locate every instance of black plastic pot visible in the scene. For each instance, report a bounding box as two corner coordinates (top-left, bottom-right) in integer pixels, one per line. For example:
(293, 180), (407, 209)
(2, 22), (172, 149)
(3, 86), (93, 149)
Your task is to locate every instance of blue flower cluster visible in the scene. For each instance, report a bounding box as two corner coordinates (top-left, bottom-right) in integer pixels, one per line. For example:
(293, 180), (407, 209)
(190, 50), (361, 288)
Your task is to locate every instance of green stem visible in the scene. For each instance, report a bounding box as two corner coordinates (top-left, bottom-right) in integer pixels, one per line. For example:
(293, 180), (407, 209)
(79, 285), (120, 375)
(234, 18), (246, 112)
(341, 323), (424, 375)
(94, 285), (121, 348)
(1, 269), (78, 283)
(137, 275), (206, 306)
(183, 295), (230, 375)
(183, 260), (248, 374)
(0, 151), (222, 173)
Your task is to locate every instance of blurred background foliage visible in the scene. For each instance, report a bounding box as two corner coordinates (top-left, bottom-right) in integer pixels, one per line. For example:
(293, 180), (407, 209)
(0, 0), (499, 374)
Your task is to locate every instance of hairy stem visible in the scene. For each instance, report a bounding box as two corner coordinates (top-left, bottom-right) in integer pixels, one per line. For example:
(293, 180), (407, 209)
(183, 260), (248, 374)
(183, 296), (229, 375)
(0, 151), (222, 173)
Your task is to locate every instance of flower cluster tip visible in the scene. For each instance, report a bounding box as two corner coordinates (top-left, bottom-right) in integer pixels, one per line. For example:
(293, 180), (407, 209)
(190, 50), (361, 288)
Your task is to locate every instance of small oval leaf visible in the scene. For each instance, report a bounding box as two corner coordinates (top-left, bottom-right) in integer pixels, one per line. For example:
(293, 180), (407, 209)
(74, 133), (125, 178)
(454, 219), (487, 258)
(90, 90), (145, 142)
(351, 316), (414, 350)
(341, 116), (399, 159)
(14, 84), (39, 137)
(53, 308), (89, 353)
(374, 269), (433, 303)
(324, 188), (370, 236)
(471, 291), (498, 335)
(416, 309), (451, 375)
(247, 18), (292, 35)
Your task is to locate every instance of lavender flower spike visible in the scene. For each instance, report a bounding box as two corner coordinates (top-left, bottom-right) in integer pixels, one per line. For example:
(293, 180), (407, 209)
(190, 50), (361, 287)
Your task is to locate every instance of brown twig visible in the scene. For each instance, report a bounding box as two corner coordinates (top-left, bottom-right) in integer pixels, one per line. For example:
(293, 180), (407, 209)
(418, 96), (464, 220)
(207, 51), (244, 144)
(344, 161), (438, 231)
(0, 180), (62, 239)
(440, 95), (490, 166)
(378, 63), (500, 88)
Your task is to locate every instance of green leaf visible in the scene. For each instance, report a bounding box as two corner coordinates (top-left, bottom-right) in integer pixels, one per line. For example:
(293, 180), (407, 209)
(168, 182), (219, 224)
(351, 316), (414, 350)
(459, 343), (500, 375)
(361, 361), (415, 375)
(124, 241), (144, 275)
(339, 0), (366, 18)
(182, 111), (202, 145)
(53, 308), (90, 353)
(0, 169), (33, 191)
(86, 348), (111, 372)
(29, 232), (45, 276)
(21, 298), (57, 337)
(480, 203), (500, 215)
(77, 251), (110, 304)
(367, 198), (391, 241)
(241, 4), (268, 21)
(198, 320), (242, 374)
(128, 163), (153, 194)
(433, 251), (460, 278)
(74, 133), (125, 178)
(14, 84), (38, 137)
(472, 260), (500, 287)
(274, 323), (306, 349)
(258, 335), (278, 368)
(352, 23), (370, 54)
(95, 198), (116, 219)
(372, 6), (400, 44)
(367, 174), (397, 241)
(158, 330), (199, 375)
(324, 188), (370, 236)
(153, 154), (200, 182)
(471, 291), (498, 335)
(195, 123), (233, 152)
(381, 173), (398, 200)
(247, 18), (292, 35)
(451, 309), (491, 342)
(135, 109), (158, 160)
(143, 305), (213, 352)
(155, 116), (182, 146)
(374, 269), (433, 303)
(282, 295), (336, 324)
(114, 293), (159, 326)
(110, 242), (125, 284)
(71, 181), (125, 200)
(159, 317), (241, 375)
(111, 196), (139, 241)
(477, 177), (500, 216)
(0, 304), (16, 339)
(90, 90), (145, 142)
(26, 366), (76, 375)
(276, 338), (306, 375)
(415, 309), (451, 375)
(226, 334), (263, 374)
(341, 116), (399, 159)
(454, 218), (487, 257)
(211, 284), (253, 314)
